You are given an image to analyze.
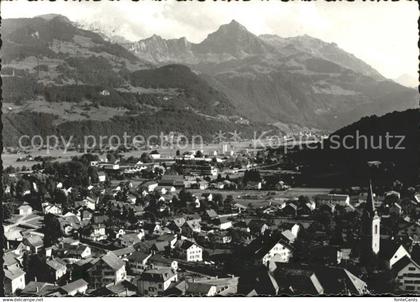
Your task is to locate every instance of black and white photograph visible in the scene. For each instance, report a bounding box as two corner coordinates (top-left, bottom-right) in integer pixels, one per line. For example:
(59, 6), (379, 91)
(1, 0), (419, 298)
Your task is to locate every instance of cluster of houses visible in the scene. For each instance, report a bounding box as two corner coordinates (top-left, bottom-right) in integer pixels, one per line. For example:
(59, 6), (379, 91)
(3, 149), (420, 296)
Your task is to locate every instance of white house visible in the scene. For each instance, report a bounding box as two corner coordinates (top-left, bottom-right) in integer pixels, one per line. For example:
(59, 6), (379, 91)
(261, 242), (292, 265)
(214, 217), (233, 230)
(393, 256), (420, 293)
(89, 224), (107, 242)
(174, 240), (203, 262)
(19, 204), (32, 216)
(100, 89), (110, 96)
(98, 172), (106, 183)
(146, 182), (159, 192)
(137, 268), (178, 296)
(250, 237), (293, 267)
(42, 203), (62, 215)
(4, 268), (26, 295)
(291, 224), (300, 238)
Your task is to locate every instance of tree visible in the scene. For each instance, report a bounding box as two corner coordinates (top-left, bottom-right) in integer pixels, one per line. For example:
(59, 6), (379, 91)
(297, 195), (310, 207)
(213, 193), (224, 208)
(243, 169), (261, 183)
(5, 166), (16, 174)
(88, 166), (99, 184)
(2, 203), (14, 220)
(16, 178), (31, 197)
(179, 189), (193, 206)
(224, 195), (234, 210)
(106, 153), (116, 163)
(140, 152), (151, 163)
(54, 189), (68, 208)
(195, 150), (203, 158)
(44, 214), (62, 246)
(128, 208), (136, 224)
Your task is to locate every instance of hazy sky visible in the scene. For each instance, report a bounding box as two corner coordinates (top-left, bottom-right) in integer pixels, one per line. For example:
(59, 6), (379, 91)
(2, 0), (418, 80)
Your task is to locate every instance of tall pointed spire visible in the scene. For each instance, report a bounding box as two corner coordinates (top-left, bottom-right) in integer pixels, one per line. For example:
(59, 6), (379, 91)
(366, 179), (375, 215)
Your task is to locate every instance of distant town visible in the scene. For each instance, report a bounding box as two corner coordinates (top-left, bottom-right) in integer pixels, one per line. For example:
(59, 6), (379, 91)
(3, 140), (420, 296)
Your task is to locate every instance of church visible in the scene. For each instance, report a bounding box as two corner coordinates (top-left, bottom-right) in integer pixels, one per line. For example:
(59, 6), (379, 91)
(360, 181), (381, 258)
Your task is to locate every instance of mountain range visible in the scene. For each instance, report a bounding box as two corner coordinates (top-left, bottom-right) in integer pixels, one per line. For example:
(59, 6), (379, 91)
(1, 15), (418, 146)
(125, 20), (418, 129)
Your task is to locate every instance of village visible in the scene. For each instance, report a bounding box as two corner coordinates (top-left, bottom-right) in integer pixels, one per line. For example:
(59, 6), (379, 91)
(3, 143), (420, 296)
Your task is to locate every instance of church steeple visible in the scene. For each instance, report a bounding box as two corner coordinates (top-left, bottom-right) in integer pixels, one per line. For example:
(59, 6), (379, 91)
(366, 180), (376, 215)
(361, 179), (381, 256)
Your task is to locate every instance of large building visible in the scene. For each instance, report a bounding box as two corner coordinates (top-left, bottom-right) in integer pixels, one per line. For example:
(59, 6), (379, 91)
(393, 256), (420, 293)
(176, 160), (218, 177)
(88, 252), (126, 289)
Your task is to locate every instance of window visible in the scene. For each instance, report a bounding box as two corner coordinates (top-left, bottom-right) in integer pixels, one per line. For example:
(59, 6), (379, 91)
(408, 267), (416, 271)
(374, 225), (378, 235)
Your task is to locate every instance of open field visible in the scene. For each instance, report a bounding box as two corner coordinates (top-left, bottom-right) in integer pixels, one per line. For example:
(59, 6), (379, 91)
(2, 150), (82, 169)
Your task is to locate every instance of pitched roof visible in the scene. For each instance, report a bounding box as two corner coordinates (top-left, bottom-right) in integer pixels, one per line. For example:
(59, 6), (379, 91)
(127, 251), (151, 263)
(315, 267), (367, 295)
(215, 217), (231, 224)
(392, 256), (419, 274)
(176, 239), (198, 250)
(4, 267), (25, 280)
(205, 209), (218, 218)
(102, 252), (125, 271)
(141, 268), (176, 282)
(67, 244), (90, 256)
(22, 282), (58, 296)
(111, 246), (136, 258)
(153, 241), (169, 252)
(412, 245), (420, 264)
(254, 271), (279, 296)
(149, 254), (174, 267)
(286, 273), (323, 295)
(47, 259), (67, 272)
(379, 239), (406, 260)
(104, 280), (137, 295)
(184, 220), (201, 230)
(4, 252), (19, 267)
(121, 232), (142, 243)
(186, 282), (215, 295)
(24, 235), (44, 247)
(19, 204), (33, 210)
(281, 230), (296, 243)
(61, 279), (88, 293)
(248, 235), (293, 260)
